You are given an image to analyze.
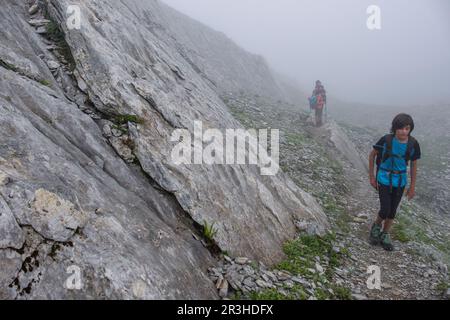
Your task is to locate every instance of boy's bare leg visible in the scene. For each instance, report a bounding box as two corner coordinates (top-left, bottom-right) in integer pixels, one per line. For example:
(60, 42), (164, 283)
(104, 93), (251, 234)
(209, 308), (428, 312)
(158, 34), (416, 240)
(375, 215), (383, 226)
(382, 219), (394, 232)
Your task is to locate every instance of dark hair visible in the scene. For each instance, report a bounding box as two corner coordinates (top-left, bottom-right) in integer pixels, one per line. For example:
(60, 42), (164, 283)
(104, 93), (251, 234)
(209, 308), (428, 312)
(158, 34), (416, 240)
(391, 113), (414, 135)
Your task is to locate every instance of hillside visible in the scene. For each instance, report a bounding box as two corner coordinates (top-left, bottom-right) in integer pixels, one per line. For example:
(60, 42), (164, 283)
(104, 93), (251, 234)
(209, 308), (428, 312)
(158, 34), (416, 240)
(0, 0), (327, 299)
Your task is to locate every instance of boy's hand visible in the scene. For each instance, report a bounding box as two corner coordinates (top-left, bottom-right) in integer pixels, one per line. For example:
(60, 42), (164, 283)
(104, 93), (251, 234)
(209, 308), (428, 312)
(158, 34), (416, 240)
(406, 187), (415, 200)
(370, 176), (378, 190)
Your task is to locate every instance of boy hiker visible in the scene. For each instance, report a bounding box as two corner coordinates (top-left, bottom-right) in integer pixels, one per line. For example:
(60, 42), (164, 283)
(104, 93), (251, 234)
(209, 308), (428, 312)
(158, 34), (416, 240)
(368, 114), (421, 251)
(309, 80), (327, 127)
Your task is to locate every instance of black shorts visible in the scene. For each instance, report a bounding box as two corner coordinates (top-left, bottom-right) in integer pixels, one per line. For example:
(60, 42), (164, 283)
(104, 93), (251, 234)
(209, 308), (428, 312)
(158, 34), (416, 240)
(378, 183), (405, 219)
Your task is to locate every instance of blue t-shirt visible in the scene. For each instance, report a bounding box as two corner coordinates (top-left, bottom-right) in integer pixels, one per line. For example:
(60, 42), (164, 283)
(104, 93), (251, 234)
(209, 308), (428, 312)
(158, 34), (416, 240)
(373, 135), (421, 188)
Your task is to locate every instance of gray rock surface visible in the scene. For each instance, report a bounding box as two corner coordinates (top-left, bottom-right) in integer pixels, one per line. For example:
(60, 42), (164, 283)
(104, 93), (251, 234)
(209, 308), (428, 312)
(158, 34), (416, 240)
(0, 0), (329, 299)
(327, 120), (368, 173)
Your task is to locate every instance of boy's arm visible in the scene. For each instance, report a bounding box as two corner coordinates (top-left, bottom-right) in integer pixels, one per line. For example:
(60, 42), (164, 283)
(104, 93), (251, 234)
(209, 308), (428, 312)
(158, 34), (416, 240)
(369, 149), (376, 176)
(369, 149), (378, 189)
(407, 160), (418, 200)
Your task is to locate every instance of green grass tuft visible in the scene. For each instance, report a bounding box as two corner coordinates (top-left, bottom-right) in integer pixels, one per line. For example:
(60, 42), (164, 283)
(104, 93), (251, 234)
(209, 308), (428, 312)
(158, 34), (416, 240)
(276, 233), (345, 281)
(436, 281), (449, 294)
(392, 219), (411, 243)
(38, 79), (52, 87)
(114, 114), (145, 125)
(202, 220), (218, 243)
(250, 285), (308, 300)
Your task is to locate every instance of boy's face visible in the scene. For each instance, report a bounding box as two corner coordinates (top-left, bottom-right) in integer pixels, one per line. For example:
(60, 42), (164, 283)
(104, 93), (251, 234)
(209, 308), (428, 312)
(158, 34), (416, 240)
(395, 125), (411, 140)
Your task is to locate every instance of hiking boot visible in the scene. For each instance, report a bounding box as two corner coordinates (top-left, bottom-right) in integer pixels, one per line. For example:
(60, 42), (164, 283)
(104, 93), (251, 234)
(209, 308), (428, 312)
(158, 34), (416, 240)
(369, 223), (382, 245)
(380, 232), (394, 251)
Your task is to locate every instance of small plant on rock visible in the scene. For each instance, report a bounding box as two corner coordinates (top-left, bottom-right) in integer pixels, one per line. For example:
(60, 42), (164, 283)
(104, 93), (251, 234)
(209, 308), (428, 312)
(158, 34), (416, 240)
(114, 114), (145, 125)
(38, 79), (52, 87)
(202, 220), (218, 243)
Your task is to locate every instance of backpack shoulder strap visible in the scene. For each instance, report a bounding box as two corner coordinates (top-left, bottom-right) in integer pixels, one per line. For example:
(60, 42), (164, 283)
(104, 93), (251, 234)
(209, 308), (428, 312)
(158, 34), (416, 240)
(382, 134), (393, 162)
(405, 136), (417, 162)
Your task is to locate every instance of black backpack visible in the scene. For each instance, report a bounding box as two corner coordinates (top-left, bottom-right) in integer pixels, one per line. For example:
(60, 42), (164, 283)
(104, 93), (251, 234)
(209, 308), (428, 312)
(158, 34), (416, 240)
(375, 134), (417, 190)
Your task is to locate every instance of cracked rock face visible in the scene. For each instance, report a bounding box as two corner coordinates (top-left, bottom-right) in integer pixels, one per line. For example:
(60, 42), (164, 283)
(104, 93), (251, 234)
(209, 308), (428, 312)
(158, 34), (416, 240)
(0, 0), (329, 299)
(30, 189), (89, 242)
(0, 194), (25, 250)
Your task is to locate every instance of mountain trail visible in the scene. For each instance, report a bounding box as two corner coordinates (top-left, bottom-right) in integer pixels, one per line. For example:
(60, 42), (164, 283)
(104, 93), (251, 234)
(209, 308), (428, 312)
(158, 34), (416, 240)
(307, 117), (448, 299)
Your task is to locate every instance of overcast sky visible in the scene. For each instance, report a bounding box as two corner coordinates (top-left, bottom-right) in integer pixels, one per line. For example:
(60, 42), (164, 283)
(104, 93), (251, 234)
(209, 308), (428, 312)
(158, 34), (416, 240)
(160, 0), (450, 106)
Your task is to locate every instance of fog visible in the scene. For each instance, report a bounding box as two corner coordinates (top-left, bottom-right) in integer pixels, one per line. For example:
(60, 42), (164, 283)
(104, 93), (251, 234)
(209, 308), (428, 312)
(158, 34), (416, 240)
(161, 0), (450, 107)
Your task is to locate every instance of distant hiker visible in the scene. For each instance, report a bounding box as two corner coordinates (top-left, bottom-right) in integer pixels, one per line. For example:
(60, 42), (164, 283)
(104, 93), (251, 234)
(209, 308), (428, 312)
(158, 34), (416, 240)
(368, 114), (421, 251)
(309, 80), (327, 127)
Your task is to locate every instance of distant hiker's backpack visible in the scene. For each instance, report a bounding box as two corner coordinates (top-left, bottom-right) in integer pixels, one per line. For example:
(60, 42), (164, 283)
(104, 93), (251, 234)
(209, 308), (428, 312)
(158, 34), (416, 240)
(316, 95), (324, 108)
(308, 95), (317, 109)
(375, 134), (417, 189)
